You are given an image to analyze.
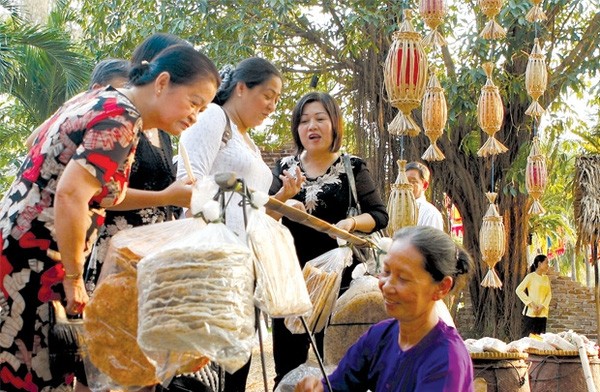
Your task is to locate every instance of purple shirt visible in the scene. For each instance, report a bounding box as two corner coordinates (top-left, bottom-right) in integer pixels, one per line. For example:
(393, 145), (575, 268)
(323, 319), (474, 392)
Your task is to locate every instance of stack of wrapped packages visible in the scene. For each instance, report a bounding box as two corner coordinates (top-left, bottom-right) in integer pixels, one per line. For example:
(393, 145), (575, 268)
(82, 179), (312, 390)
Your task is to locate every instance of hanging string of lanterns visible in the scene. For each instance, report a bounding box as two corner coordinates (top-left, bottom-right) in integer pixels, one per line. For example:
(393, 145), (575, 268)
(386, 160), (418, 235)
(421, 73), (447, 161)
(525, 137), (548, 215)
(479, 192), (506, 288)
(383, 9), (429, 137)
(525, 38), (548, 118)
(478, 0), (507, 39)
(526, 0), (547, 23)
(477, 62), (508, 157)
(419, 0), (447, 48)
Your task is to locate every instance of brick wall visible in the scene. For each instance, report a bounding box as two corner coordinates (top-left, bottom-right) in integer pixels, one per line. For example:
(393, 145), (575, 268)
(261, 143), (296, 169)
(455, 269), (597, 339)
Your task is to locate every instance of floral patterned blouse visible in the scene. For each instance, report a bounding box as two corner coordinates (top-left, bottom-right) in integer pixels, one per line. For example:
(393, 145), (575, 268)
(0, 86), (141, 390)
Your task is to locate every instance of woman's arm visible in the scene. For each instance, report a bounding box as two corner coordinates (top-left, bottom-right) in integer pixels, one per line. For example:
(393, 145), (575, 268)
(515, 273), (533, 307)
(108, 178), (193, 210)
(54, 161), (100, 312)
(352, 157), (389, 232)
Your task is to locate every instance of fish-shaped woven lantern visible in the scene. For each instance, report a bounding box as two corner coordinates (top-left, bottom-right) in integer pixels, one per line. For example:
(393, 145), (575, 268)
(421, 73), (447, 161)
(479, 192), (506, 288)
(525, 137), (547, 215)
(420, 0), (447, 48)
(526, 0), (547, 23)
(383, 10), (429, 137)
(479, 0), (506, 39)
(386, 160), (418, 236)
(525, 38), (548, 118)
(477, 62), (507, 157)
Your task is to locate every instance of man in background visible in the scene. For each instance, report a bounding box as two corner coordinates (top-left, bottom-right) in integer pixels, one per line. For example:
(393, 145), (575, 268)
(406, 161), (444, 231)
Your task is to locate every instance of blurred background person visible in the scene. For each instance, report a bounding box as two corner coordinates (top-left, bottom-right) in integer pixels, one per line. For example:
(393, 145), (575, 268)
(405, 161), (444, 231)
(516, 254), (552, 337)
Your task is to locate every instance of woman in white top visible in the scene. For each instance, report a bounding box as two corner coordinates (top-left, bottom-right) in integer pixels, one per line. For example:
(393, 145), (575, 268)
(176, 57), (301, 392)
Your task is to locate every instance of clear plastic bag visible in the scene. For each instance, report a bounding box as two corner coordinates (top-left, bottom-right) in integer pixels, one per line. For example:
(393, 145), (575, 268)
(285, 246), (353, 334)
(274, 363), (336, 392)
(137, 221), (255, 374)
(246, 207), (312, 318)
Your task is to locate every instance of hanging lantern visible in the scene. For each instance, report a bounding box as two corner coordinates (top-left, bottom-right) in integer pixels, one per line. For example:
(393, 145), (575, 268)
(479, 192), (506, 289)
(525, 38), (548, 118)
(477, 62), (508, 157)
(386, 160), (418, 236)
(526, 136), (548, 215)
(526, 0), (547, 23)
(383, 10), (429, 137)
(420, 0), (448, 48)
(421, 72), (447, 161)
(479, 0), (506, 40)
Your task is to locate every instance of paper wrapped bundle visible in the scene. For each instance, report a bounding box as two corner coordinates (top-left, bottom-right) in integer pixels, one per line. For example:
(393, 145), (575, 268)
(383, 10), (428, 136)
(479, 192), (506, 288)
(386, 160), (418, 236)
(526, 0), (547, 23)
(526, 137), (548, 215)
(477, 62), (508, 157)
(421, 73), (447, 161)
(478, 0), (506, 39)
(525, 38), (548, 118)
(324, 276), (387, 365)
(420, 0), (447, 48)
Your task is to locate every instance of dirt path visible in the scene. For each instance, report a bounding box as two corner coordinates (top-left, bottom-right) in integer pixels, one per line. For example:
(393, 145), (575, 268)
(246, 325), (276, 392)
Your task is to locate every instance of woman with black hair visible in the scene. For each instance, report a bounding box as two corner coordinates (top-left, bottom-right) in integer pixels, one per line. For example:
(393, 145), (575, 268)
(516, 254), (552, 337)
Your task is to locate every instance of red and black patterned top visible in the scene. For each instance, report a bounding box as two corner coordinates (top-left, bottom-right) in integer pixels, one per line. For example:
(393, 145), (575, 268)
(0, 86), (141, 389)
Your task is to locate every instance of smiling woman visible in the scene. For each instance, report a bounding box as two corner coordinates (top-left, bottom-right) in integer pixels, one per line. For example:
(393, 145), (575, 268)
(295, 226), (475, 392)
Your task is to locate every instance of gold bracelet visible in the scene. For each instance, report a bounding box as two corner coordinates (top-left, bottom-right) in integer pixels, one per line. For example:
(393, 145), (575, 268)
(349, 217), (357, 232)
(64, 272), (82, 280)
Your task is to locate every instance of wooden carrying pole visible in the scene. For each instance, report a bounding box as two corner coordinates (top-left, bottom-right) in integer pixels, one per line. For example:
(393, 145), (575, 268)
(265, 197), (370, 247)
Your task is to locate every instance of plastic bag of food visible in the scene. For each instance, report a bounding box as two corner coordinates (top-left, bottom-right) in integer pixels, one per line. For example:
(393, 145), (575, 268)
(274, 363), (336, 392)
(246, 200), (312, 318)
(137, 216), (255, 374)
(285, 245), (353, 334)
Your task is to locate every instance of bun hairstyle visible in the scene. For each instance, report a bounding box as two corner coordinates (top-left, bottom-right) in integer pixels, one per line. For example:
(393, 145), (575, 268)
(529, 254), (548, 273)
(393, 226), (474, 290)
(131, 33), (190, 64)
(290, 91), (344, 154)
(128, 44), (220, 88)
(213, 57), (282, 105)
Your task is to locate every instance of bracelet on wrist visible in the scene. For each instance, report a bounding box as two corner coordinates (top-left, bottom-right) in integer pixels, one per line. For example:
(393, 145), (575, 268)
(64, 272), (82, 280)
(349, 217), (357, 232)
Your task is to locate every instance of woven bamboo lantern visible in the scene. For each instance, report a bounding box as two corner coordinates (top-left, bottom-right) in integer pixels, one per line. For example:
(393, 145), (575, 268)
(525, 38), (548, 118)
(479, 192), (506, 288)
(420, 0), (447, 48)
(421, 73), (447, 161)
(477, 62), (508, 157)
(526, 0), (547, 23)
(386, 160), (418, 236)
(384, 10), (429, 137)
(479, 0), (506, 39)
(526, 136), (547, 215)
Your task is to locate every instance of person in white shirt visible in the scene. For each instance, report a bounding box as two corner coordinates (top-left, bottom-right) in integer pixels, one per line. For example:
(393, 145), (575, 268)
(406, 161), (454, 326)
(406, 161), (445, 230)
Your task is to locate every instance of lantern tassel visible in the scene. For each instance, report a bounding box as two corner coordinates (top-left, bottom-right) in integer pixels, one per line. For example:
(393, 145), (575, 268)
(481, 267), (503, 288)
(388, 112), (421, 137)
(480, 19), (507, 40)
(525, 100), (546, 117)
(528, 199), (546, 215)
(477, 136), (508, 157)
(422, 30), (447, 48)
(422, 143), (445, 161)
(526, 6), (547, 23)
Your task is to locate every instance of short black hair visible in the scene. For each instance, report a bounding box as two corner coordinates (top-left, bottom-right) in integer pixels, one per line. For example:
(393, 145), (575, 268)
(89, 59), (129, 89)
(406, 161), (431, 183)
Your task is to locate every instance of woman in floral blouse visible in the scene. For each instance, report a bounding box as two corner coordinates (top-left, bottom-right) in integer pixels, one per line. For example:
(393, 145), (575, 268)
(269, 91), (388, 387)
(0, 44), (219, 391)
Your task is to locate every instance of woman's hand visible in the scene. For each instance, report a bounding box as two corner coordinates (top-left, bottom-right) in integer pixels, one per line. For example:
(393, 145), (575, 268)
(274, 167), (305, 202)
(294, 376), (324, 392)
(62, 277), (89, 315)
(161, 178), (194, 208)
(336, 217), (356, 233)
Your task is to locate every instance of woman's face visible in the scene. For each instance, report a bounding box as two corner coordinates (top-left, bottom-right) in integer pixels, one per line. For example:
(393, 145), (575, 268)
(239, 75), (282, 129)
(155, 75), (218, 135)
(537, 258), (549, 273)
(298, 101), (334, 154)
(378, 239), (440, 323)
